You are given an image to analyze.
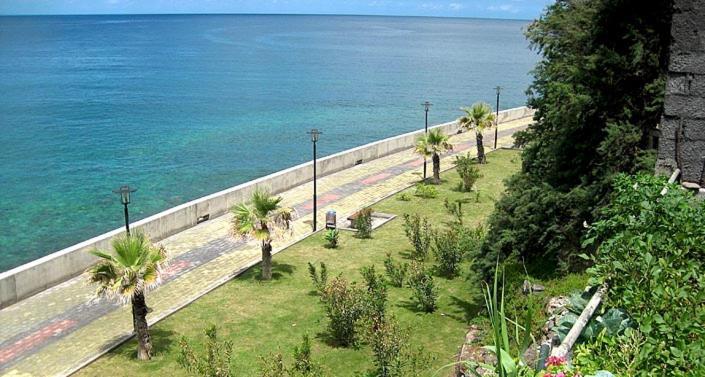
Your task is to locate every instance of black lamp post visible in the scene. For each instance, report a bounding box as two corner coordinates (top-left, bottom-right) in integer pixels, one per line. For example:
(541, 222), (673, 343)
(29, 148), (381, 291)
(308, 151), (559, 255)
(494, 86), (501, 149)
(113, 185), (137, 235)
(307, 128), (321, 231)
(422, 101), (432, 180)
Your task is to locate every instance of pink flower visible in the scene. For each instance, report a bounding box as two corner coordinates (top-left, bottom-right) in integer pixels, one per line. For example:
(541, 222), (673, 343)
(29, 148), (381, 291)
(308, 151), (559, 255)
(556, 373), (566, 377)
(546, 355), (566, 366)
(543, 373), (553, 377)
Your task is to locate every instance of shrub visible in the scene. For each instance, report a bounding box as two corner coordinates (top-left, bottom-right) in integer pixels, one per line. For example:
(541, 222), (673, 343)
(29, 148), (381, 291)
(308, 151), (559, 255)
(396, 192), (412, 201)
(292, 335), (323, 376)
(308, 262), (328, 296)
(178, 325), (234, 377)
(573, 328), (644, 377)
(258, 352), (285, 377)
(432, 228), (464, 278)
(258, 335), (324, 377)
(360, 265), (388, 322)
(443, 198), (464, 225)
(584, 174), (705, 375)
(414, 183), (438, 199)
(365, 316), (432, 377)
(354, 208), (373, 239)
(454, 153), (482, 192)
(407, 262), (437, 313)
(402, 214), (432, 261)
(456, 223), (485, 258)
(321, 277), (366, 347)
(383, 253), (408, 288)
(322, 228), (339, 248)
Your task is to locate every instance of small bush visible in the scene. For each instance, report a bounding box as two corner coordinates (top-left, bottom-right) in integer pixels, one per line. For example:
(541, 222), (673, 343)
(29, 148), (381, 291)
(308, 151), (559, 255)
(258, 352), (285, 377)
(443, 198), (466, 225)
(321, 277), (366, 347)
(308, 262), (328, 296)
(396, 192), (412, 201)
(402, 214), (432, 261)
(455, 223), (485, 258)
(432, 228), (465, 278)
(360, 265), (388, 322)
(414, 183), (438, 199)
(258, 335), (324, 377)
(365, 316), (432, 377)
(454, 153), (482, 192)
(407, 262), (437, 313)
(354, 208), (373, 239)
(322, 228), (339, 248)
(178, 325), (234, 377)
(383, 253), (408, 288)
(292, 335), (323, 376)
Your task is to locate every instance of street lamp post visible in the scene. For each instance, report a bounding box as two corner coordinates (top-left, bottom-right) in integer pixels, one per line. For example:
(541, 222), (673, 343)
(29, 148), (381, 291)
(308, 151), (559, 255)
(113, 185), (137, 235)
(307, 128), (321, 232)
(494, 86), (501, 149)
(422, 101), (432, 181)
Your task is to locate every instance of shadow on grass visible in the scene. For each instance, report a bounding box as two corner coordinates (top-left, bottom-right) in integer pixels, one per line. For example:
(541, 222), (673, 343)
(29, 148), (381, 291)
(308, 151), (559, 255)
(314, 330), (360, 349)
(447, 295), (483, 324)
(250, 262), (297, 282)
(106, 328), (177, 360)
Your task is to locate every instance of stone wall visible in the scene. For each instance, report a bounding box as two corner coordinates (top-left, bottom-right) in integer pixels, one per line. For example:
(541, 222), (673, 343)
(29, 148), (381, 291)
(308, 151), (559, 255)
(657, 0), (705, 189)
(0, 106), (534, 308)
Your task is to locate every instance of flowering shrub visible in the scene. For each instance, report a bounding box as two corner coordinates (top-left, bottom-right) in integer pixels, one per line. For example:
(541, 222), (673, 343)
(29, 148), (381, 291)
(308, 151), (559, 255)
(540, 356), (614, 377)
(542, 356), (580, 377)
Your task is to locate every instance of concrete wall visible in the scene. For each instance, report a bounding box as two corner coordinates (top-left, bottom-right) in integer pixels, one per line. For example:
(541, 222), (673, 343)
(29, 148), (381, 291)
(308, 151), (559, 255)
(656, 0), (705, 187)
(0, 106), (534, 308)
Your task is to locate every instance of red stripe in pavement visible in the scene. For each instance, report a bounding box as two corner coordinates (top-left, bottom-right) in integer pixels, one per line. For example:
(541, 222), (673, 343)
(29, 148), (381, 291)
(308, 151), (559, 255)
(0, 319), (78, 364)
(361, 172), (392, 185)
(405, 159), (425, 168)
(162, 260), (193, 279)
(301, 193), (340, 211)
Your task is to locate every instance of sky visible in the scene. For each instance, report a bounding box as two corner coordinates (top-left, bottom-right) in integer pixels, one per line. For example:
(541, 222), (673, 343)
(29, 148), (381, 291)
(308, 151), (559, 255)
(0, 0), (554, 19)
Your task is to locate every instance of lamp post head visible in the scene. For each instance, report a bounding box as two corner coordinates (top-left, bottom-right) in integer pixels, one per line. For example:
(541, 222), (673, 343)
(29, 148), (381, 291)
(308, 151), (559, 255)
(422, 101), (432, 112)
(495, 86), (502, 95)
(113, 185), (137, 205)
(308, 128), (321, 143)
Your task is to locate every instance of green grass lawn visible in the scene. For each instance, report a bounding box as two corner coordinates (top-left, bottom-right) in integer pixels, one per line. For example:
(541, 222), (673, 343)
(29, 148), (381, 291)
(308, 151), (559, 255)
(77, 149), (586, 376)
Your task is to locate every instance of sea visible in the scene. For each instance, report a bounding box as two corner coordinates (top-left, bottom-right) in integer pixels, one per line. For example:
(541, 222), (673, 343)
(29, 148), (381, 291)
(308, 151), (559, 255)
(0, 14), (538, 272)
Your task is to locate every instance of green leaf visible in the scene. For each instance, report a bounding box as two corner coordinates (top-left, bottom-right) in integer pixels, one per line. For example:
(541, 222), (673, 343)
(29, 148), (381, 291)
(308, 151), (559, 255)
(481, 346), (517, 376)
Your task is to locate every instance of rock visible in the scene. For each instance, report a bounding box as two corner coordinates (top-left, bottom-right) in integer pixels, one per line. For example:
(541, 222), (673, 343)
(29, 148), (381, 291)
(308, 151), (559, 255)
(522, 280), (546, 294)
(545, 296), (569, 317)
(683, 181), (701, 190)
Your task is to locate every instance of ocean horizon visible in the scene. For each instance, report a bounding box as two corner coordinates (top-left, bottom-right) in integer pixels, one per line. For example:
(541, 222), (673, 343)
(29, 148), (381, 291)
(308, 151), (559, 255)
(0, 14), (538, 272)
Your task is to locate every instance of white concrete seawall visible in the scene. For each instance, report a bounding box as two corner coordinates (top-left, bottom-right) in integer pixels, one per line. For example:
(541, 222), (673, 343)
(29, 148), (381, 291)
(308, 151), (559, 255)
(0, 106), (534, 308)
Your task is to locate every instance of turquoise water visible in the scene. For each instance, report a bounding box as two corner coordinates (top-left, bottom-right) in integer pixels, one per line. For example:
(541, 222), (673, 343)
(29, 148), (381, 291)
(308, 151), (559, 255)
(0, 15), (537, 272)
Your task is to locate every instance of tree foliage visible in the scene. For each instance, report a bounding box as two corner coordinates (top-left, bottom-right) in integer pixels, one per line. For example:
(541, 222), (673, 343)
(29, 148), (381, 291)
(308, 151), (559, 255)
(479, 0), (673, 277)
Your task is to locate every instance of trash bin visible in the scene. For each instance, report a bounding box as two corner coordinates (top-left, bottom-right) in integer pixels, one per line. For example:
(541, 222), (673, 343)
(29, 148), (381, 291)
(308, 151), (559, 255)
(326, 210), (337, 229)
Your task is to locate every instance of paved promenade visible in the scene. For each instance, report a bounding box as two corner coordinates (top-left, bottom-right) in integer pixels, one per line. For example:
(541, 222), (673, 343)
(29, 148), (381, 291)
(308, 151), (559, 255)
(0, 117), (531, 376)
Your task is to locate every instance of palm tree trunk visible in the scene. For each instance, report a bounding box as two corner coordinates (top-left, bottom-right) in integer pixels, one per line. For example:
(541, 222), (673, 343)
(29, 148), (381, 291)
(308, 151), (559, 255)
(261, 240), (273, 280)
(476, 132), (486, 164)
(131, 292), (152, 360)
(432, 153), (441, 184)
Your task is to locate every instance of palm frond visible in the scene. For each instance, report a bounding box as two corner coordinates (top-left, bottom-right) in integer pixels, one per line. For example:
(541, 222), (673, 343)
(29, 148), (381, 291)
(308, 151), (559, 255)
(86, 231), (167, 301)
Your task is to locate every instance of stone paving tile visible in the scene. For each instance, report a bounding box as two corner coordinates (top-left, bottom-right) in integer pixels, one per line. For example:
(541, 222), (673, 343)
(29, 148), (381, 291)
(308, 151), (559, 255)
(0, 117), (530, 376)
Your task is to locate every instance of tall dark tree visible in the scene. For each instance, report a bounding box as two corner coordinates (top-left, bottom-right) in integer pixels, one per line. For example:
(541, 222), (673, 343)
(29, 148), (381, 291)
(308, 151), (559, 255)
(478, 0), (673, 277)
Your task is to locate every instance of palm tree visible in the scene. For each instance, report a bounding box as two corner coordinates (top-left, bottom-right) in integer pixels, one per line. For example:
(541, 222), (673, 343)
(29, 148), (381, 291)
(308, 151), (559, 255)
(414, 128), (453, 184)
(232, 189), (293, 280)
(87, 232), (167, 360)
(459, 102), (496, 164)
